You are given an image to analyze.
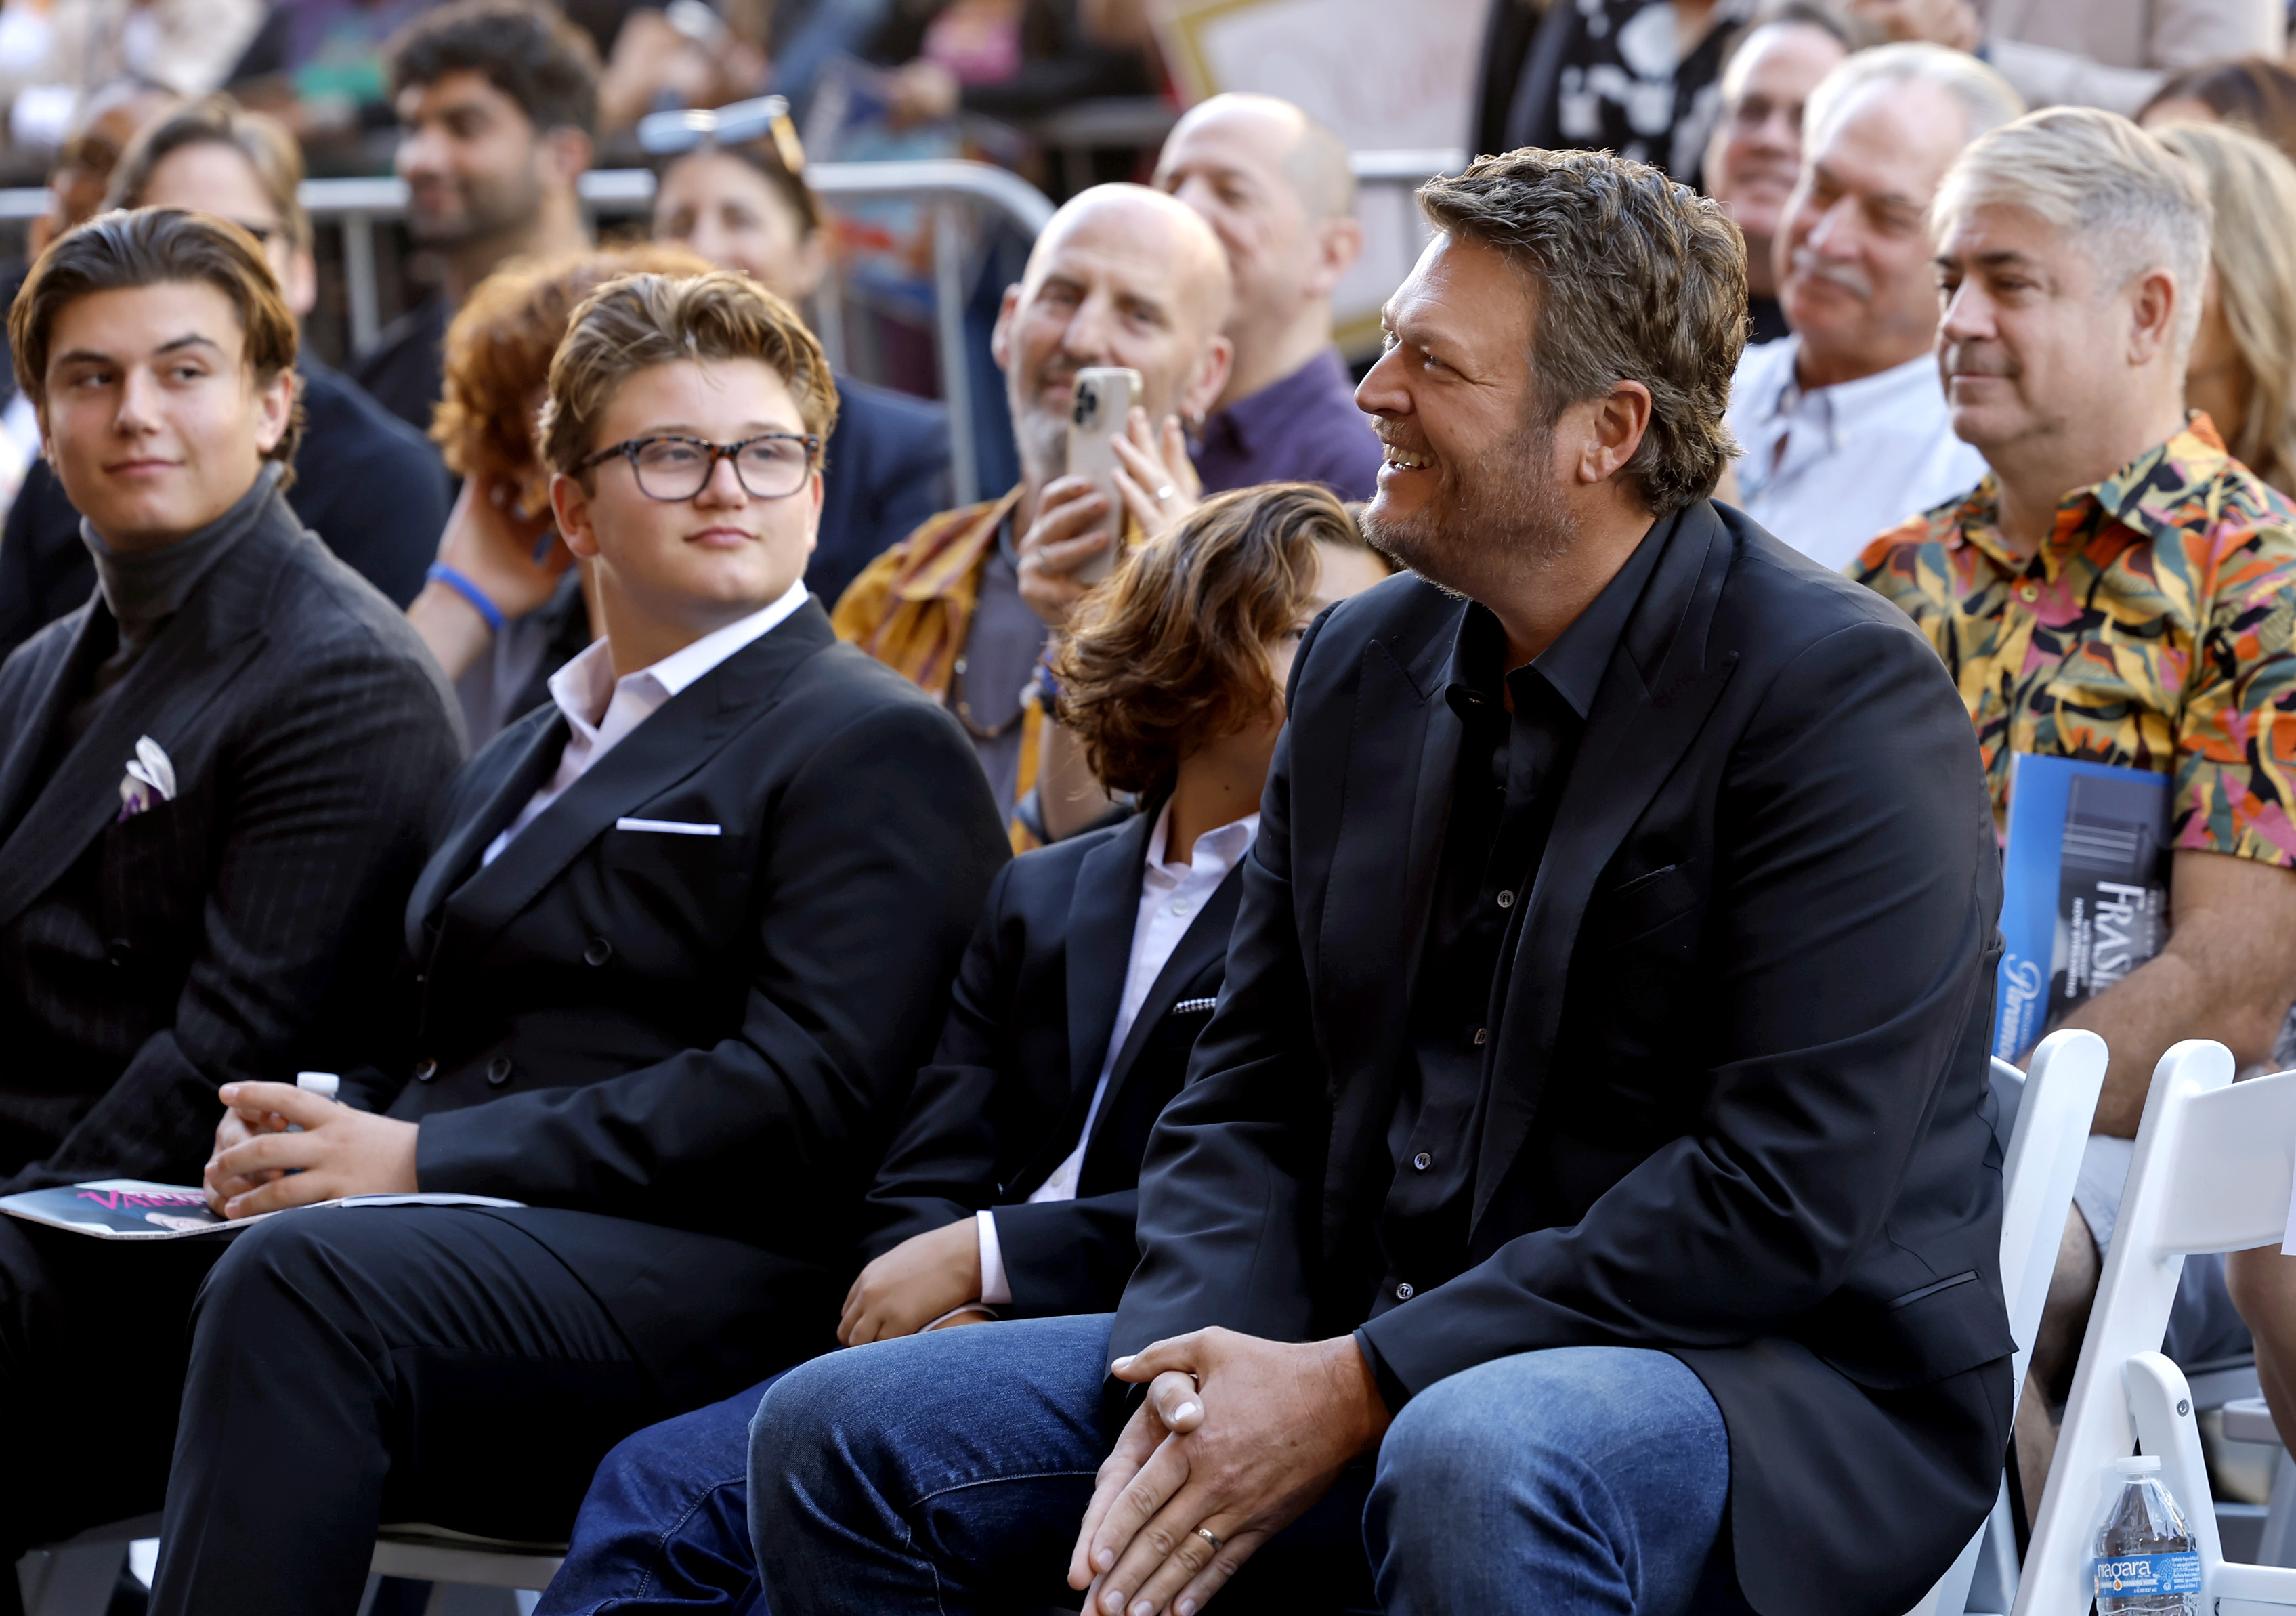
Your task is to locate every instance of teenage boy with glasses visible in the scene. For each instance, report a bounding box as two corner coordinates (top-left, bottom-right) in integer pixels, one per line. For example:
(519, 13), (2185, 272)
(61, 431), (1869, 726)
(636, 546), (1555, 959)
(144, 268), (1010, 1615)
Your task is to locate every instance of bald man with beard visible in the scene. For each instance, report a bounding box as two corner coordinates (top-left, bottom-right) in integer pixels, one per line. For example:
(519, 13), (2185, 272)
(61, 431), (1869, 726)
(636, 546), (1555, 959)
(830, 183), (1233, 830)
(1155, 93), (1384, 501)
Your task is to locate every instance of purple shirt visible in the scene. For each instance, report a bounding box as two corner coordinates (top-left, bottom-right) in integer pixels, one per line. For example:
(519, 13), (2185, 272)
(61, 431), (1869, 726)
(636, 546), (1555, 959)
(1193, 347), (1384, 502)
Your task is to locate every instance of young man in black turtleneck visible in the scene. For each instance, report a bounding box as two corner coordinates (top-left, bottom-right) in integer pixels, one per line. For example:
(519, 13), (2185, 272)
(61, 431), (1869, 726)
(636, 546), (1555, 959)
(0, 206), (462, 1572)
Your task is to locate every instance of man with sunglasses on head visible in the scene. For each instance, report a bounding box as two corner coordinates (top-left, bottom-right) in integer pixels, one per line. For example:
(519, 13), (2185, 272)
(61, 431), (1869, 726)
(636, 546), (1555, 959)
(145, 268), (1009, 1615)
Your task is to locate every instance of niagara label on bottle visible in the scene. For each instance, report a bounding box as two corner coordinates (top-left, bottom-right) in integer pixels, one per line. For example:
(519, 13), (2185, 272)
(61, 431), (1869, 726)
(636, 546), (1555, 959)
(2092, 1455), (2202, 1615)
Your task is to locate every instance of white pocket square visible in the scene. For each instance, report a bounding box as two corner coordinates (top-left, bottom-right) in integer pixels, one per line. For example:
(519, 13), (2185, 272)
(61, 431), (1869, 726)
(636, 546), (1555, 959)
(116, 735), (177, 821)
(614, 817), (722, 836)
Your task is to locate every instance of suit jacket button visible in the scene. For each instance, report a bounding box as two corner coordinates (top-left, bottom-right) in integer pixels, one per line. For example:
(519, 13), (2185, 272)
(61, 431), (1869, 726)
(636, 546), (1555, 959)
(583, 937), (613, 968)
(412, 1058), (438, 1083)
(1395, 1282), (1414, 1301)
(106, 938), (132, 967)
(485, 1055), (513, 1086)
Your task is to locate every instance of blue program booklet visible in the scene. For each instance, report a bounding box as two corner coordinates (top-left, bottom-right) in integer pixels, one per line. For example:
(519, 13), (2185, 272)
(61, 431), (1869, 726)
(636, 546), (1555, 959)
(1995, 753), (2172, 1061)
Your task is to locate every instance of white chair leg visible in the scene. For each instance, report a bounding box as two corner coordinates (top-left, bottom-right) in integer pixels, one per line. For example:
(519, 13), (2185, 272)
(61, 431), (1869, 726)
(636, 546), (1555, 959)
(1965, 1482), (2020, 1613)
(2261, 1448), (2296, 1567)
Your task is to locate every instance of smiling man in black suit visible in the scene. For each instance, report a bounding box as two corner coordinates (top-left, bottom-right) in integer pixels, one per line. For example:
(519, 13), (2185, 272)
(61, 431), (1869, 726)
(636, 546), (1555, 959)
(748, 147), (2014, 1616)
(0, 207), (463, 1579)
(147, 268), (1009, 1616)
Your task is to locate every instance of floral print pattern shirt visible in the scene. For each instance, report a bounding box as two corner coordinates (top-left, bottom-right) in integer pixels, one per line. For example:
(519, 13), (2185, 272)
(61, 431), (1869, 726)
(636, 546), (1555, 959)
(1852, 416), (2296, 868)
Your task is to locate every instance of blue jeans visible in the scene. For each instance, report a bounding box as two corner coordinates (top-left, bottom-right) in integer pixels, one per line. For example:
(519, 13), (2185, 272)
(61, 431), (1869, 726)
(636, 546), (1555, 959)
(536, 1378), (785, 1616)
(750, 1314), (1754, 1615)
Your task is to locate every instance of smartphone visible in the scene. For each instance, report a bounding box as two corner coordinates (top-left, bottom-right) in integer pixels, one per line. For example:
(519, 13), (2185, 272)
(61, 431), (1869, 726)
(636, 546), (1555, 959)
(1065, 366), (1141, 585)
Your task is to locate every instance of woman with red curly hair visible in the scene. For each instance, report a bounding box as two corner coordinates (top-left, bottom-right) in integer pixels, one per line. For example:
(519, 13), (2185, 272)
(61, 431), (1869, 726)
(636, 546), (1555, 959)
(533, 480), (1388, 1616)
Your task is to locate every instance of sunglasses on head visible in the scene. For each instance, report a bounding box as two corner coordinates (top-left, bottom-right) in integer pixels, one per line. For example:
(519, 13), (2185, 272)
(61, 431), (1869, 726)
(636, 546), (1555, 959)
(637, 96), (805, 175)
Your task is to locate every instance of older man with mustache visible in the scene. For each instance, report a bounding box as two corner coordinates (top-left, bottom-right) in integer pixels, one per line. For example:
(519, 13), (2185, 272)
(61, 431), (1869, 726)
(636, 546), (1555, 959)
(1724, 43), (2021, 570)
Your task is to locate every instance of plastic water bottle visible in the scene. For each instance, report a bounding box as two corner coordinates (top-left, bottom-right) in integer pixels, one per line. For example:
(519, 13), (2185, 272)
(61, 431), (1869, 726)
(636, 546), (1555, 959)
(2093, 1455), (2202, 1614)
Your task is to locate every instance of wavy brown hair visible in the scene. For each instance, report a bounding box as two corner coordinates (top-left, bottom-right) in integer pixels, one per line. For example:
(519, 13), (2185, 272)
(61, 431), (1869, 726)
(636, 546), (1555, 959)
(1053, 482), (1380, 796)
(432, 242), (713, 507)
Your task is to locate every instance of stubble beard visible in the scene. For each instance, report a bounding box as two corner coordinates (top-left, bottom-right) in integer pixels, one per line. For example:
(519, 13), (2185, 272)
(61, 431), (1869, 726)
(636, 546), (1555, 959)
(1362, 414), (1583, 601)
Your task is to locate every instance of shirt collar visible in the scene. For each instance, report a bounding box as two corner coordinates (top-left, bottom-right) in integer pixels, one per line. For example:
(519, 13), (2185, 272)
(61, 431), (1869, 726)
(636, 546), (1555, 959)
(1143, 797), (1260, 876)
(1442, 511), (1672, 722)
(1952, 413), (2233, 572)
(545, 573), (810, 733)
(1753, 338), (1945, 425)
(645, 574), (811, 696)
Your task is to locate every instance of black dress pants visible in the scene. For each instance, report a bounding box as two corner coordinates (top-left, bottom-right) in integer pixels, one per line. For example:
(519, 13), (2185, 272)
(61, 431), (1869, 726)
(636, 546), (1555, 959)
(0, 1217), (226, 1596)
(148, 1205), (836, 1616)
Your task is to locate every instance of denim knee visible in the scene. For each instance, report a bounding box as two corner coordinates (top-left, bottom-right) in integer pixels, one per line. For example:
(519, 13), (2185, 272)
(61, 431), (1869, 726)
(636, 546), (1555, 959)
(1367, 1346), (1730, 1616)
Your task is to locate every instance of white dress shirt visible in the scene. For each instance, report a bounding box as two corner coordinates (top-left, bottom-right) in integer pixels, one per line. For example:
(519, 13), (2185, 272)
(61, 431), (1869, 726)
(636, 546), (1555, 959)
(1725, 335), (1989, 574)
(976, 801), (1258, 1306)
(481, 577), (809, 866)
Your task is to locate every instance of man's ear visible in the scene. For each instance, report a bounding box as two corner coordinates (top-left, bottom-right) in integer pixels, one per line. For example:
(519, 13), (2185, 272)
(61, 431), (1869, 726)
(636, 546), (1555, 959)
(988, 283), (1023, 376)
(551, 470), (601, 559)
(1179, 333), (1235, 423)
(1577, 380), (1653, 488)
(2127, 266), (2180, 368)
(541, 125), (593, 192)
(1306, 214), (1364, 299)
(253, 366), (297, 456)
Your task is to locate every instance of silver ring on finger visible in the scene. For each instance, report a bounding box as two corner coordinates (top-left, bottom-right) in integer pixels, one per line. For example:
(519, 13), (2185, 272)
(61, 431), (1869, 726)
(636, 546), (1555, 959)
(1155, 485), (1175, 501)
(1195, 1527), (1223, 1554)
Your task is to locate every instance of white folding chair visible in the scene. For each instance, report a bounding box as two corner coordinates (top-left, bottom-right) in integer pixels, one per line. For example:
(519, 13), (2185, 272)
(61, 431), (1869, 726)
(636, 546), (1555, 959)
(20, 1521), (561, 1616)
(2014, 1041), (2296, 1616)
(1903, 1029), (2107, 1616)
(370, 1525), (564, 1614)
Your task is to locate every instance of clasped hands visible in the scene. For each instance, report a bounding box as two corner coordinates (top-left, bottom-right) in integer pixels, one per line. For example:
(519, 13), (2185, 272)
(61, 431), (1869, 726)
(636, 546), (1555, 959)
(203, 1082), (419, 1219)
(1069, 1328), (1392, 1616)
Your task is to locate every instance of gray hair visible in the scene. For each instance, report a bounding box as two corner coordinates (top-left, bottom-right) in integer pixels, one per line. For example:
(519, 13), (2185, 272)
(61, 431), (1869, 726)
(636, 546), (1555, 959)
(1803, 41), (2024, 152)
(1934, 106), (2213, 359)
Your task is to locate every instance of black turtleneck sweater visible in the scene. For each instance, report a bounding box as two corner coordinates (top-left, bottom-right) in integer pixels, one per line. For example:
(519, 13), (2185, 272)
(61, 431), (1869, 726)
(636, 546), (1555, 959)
(62, 463), (286, 750)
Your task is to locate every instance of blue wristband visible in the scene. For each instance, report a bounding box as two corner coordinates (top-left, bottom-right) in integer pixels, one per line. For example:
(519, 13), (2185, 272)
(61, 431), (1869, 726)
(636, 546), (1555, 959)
(427, 563), (505, 635)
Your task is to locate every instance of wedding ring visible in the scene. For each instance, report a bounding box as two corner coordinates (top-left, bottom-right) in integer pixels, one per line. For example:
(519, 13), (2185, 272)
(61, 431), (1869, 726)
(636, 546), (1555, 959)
(1195, 1527), (1223, 1554)
(1155, 484), (1175, 501)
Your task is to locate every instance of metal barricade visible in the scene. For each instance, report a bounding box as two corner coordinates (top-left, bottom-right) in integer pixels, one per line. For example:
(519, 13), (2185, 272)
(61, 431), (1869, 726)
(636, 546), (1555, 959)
(0, 149), (1460, 507)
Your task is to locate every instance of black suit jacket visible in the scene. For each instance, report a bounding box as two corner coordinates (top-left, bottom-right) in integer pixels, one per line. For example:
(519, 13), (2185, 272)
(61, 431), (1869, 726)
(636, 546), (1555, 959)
(864, 807), (1241, 1315)
(0, 360), (452, 660)
(0, 487), (463, 1193)
(353, 600), (1010, 1363)
(1111, 501), (2014, 1616)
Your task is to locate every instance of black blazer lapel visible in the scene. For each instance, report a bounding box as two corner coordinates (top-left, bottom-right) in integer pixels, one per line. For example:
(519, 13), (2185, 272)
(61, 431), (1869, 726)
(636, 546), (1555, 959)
(0, 517), (291, 933)
(1061, 808), (1156, 1104)
(1088, 857), (1243, 1126)
(403, 709), (568, 960)
(435, 603), (835, 964)
(1470, 502), (1741, 1231)
(1315, 621), (1464, 1201)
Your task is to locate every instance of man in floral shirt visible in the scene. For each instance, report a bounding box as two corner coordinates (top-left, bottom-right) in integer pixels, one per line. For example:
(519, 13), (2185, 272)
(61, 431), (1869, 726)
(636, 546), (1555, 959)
(1855, 106), (2296, 1513)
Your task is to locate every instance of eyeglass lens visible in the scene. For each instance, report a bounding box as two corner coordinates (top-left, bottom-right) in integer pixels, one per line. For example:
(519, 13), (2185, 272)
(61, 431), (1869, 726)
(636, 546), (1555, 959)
(631, 437), (811, 501)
